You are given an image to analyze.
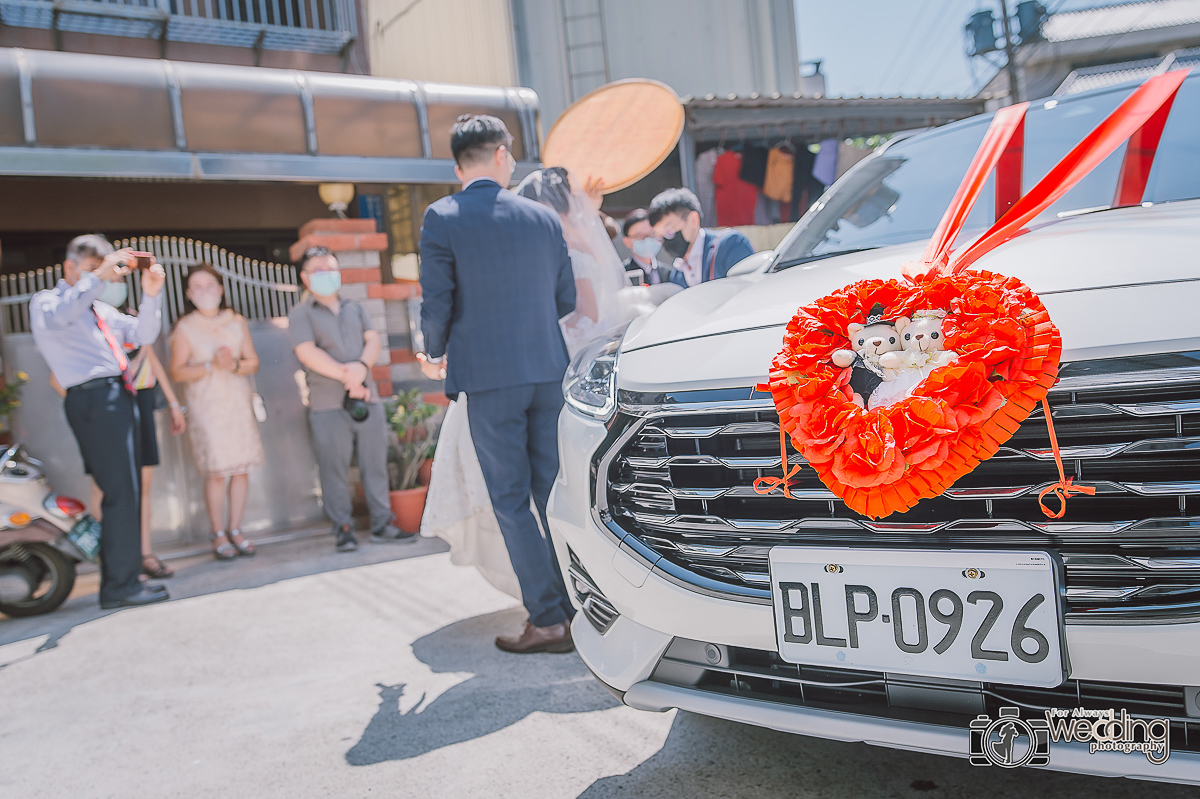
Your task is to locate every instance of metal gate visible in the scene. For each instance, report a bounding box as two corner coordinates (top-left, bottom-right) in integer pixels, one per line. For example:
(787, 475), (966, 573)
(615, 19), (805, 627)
(0, 238), (325, 548)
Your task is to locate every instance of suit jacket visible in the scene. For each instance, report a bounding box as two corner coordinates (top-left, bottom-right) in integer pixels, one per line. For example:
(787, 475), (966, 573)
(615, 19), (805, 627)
(668, 228), (755, 288)
(622, 256), (675, 286)
(419, 179), (576, 396)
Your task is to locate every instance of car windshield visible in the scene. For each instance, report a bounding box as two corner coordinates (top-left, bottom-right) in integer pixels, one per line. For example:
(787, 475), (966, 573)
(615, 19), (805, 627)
(775, 75), (1200, 267)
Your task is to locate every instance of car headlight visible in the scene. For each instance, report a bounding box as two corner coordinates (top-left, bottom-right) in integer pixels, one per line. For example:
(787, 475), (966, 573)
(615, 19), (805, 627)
(563, 326), (626, 420)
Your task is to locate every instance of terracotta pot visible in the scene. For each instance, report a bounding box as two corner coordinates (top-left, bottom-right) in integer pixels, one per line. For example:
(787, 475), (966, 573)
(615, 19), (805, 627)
(418, 457), (434, 486)
(389, 485), (428, 534)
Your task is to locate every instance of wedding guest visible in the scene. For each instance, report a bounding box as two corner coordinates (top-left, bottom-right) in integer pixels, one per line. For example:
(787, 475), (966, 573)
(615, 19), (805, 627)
(648, 188), (755, 287)
(128, 345), (186, 577)
(30, 234), (168, 609)
(288, 246), (415, 552)
(620, 208), (674, 285)
(169, 264), (264, 561)
(49, 338), (184, 577)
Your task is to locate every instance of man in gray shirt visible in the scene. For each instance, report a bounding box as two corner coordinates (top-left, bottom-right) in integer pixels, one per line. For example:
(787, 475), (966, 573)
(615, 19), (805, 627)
(30, 234), (168, 609)
(288, 246), (415, 551)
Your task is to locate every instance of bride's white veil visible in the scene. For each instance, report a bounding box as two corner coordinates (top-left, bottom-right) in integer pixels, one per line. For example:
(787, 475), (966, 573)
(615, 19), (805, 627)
(515, 168), (665, 351)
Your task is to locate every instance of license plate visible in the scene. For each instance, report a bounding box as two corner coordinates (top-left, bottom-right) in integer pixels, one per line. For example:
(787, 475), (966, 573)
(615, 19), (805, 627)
(769, 547), (1065, 687)
(67, 514), (101, 561)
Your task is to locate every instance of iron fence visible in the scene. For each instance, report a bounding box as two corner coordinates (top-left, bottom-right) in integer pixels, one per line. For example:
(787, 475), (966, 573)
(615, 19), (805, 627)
(0, 236), (299, 335)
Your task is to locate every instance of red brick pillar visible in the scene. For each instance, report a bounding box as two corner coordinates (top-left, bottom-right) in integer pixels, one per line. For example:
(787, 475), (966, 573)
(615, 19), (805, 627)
(289, 218), (422, 398)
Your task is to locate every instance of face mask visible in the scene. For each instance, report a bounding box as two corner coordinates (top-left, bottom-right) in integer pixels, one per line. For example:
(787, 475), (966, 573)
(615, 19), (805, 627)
(632, 237), (662, 259)
(191, 292), (222, 312)
(309, 270), (342, 297)
(97, 280), (127, 308)
(662, 230), (691, 259)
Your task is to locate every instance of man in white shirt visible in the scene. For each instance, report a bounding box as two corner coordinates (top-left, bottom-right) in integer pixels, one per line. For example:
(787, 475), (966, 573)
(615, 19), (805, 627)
(30, 234), (169, 610)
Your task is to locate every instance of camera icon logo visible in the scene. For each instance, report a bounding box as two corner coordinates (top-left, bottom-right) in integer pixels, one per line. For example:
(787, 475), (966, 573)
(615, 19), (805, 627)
(969, 707), (1051, 768)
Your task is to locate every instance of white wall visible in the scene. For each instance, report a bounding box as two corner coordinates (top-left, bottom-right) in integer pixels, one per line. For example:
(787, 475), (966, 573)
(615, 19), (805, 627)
(368, 0), (519, 87)
(512, 0), (800, 129)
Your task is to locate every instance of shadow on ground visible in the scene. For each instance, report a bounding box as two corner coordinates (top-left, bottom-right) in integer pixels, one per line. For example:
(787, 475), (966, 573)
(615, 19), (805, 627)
(0, 532), (447, 656)
(346, 609), (618, 765)
(579, 711), (1195, 799)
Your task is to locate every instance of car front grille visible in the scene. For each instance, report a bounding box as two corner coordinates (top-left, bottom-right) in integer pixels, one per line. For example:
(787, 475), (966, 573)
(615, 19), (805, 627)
(603, 355), (1200, 622)
(650, 642), (1200, 753)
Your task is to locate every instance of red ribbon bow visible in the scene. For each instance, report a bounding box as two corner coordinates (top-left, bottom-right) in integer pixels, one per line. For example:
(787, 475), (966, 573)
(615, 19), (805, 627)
(1035, 397), (1096, 519)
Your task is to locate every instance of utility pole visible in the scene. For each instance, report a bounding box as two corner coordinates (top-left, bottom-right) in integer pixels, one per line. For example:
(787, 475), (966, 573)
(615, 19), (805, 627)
(998, 0), (1022, 103)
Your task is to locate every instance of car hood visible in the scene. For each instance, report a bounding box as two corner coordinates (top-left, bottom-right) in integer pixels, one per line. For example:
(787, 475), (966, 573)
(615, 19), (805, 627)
(618, 200), (1200, 393)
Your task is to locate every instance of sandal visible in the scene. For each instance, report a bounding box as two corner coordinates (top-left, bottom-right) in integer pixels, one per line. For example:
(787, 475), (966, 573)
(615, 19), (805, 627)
(142, 553), (175, 578)
(210, 531), (237, 561)
(229, 529), (256, 557)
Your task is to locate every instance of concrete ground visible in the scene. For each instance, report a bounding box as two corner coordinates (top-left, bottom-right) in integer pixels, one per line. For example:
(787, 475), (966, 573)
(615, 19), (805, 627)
(0, 535), (1195, 799)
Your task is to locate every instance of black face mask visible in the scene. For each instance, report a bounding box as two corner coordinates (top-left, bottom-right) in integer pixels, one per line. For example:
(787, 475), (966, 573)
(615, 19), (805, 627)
(662, 230), (692, 258)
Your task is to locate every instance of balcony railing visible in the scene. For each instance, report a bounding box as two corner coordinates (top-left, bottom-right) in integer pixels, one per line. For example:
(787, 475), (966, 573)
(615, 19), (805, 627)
(0, 0), (356, 56)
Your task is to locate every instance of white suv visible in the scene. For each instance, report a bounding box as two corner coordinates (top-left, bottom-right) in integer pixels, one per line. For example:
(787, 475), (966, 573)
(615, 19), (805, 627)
(548, 74), (1200, 784)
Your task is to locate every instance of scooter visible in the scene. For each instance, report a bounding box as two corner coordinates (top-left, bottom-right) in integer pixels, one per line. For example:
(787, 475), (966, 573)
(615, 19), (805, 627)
(0, 443), (100, 617)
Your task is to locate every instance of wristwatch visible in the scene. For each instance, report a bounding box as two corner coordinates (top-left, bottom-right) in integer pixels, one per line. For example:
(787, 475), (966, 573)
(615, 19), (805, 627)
(420, 353), (445, 365)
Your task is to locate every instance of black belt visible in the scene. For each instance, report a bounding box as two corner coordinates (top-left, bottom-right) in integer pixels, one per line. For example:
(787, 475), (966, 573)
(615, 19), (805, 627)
(65, 376), (124, 395)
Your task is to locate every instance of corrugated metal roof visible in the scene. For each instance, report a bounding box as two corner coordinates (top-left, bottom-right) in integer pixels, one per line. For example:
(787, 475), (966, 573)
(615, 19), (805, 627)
(680, 94), (987, 143)
(1043, 0), (1200, 42)
(1054, 46), (1200, 93)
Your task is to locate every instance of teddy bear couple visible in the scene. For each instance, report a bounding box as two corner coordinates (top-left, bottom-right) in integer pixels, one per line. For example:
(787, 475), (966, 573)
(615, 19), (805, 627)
(831, 304), (959, 410)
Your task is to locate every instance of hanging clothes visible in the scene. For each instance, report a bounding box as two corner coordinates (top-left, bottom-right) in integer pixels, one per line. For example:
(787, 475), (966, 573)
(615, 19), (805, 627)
(836, 141), (872, 179)
(762, 146), (795, 204)
(694, 148), (720, 227)
(790, 146), (823, 220)
(812, 138), (838, 186)
(754, 193), (775, 226)
(738, 146), (769, 187)
(712, 150), (759, 227)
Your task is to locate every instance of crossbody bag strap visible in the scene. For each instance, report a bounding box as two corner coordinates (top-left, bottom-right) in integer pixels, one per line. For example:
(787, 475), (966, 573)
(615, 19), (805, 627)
(707, 231), (730, 282)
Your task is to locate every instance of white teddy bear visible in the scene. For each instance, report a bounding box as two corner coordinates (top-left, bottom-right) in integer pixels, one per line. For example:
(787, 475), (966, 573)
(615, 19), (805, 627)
(831, 320), (902, 408)
(870, 310), (959, 408)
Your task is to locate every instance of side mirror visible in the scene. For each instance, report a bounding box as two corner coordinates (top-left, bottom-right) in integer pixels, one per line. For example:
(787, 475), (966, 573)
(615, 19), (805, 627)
(725, 250), (775, 277)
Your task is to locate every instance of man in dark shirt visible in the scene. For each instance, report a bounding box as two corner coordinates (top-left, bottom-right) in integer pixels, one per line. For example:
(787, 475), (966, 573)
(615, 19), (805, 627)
(288, 246), (416, 552)
(620, 208), (675, 285)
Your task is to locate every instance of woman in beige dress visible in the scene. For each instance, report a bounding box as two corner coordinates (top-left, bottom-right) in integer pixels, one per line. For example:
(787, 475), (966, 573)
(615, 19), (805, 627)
(169, 264), (265, 560)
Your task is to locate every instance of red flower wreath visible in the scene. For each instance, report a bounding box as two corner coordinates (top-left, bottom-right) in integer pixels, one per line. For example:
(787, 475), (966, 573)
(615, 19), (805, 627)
(758, 70), (1187, 519)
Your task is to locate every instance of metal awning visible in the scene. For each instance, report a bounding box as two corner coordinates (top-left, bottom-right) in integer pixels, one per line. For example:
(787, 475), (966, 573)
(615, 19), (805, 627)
(681, 94), (988, 143)
(0, 48), (541, 183)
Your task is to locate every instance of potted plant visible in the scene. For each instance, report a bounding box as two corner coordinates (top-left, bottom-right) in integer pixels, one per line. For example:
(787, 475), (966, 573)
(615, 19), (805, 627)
(385, 388), (441, 533)
(418, 442), (436, 487)
(0, 371), (28, 442)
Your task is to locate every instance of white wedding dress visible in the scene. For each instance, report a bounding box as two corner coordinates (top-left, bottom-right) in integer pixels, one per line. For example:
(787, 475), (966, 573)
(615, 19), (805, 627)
(420, 178), (674, 599)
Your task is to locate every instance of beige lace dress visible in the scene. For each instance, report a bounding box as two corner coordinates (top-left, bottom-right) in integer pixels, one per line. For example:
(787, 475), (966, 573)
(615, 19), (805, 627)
(172, 310), (265, 478)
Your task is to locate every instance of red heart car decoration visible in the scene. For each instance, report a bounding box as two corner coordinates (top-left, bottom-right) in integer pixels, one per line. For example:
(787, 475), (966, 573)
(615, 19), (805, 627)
(758, 70), (1187, 519)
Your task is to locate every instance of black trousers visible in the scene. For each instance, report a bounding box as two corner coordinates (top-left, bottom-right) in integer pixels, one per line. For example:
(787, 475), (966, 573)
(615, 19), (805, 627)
(64, 378), (143, 603)
(467, 381), (573, 628)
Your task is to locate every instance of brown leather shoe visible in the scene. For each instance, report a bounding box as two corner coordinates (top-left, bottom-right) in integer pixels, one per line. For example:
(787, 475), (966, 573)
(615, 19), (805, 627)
(495, 620), (575, 654)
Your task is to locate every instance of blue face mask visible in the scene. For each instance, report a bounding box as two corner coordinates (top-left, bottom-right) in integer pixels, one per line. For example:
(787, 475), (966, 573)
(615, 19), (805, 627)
(98, 280), (128, 308)
(309, 270), (342, 297)
(632, 237), (662, 259)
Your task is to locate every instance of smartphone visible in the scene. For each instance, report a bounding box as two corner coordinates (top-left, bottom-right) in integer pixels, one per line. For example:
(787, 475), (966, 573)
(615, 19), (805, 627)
(130, 251), (154, 270)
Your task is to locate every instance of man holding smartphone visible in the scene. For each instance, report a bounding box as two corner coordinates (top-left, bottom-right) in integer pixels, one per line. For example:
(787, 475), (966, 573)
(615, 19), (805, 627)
(30, 234), (169, 609)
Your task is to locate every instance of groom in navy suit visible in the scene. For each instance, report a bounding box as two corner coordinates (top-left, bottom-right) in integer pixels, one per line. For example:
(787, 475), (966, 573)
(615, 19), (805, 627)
(418, 115), (578, 654)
